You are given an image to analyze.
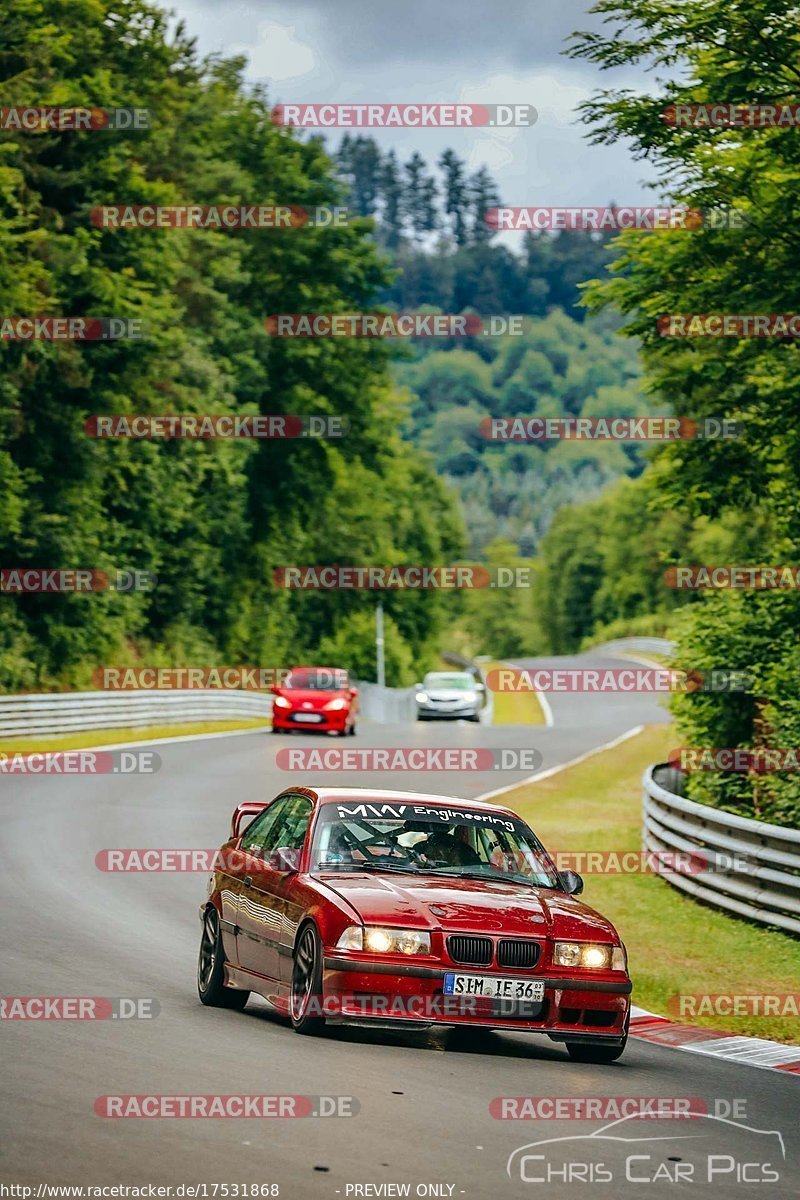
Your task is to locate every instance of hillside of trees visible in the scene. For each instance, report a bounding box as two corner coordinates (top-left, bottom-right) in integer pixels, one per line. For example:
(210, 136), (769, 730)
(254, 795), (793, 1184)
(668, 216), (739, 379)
(334, 134), (618, 318)
(394, 310), (648, 555)
(330, 139), (652, 554)
(0, 0), (462, 691)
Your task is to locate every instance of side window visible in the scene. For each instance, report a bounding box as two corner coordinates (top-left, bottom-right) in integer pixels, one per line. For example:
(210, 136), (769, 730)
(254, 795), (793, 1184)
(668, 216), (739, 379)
(240, 796), (293, 856)
(263, 797), (313, 867)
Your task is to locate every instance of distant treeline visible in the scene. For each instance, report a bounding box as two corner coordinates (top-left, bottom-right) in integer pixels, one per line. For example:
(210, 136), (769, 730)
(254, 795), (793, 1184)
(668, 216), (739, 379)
(333, 135), (617, 318)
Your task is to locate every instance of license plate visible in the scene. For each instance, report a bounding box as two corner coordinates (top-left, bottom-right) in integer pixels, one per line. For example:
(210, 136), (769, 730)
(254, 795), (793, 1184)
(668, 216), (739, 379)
(443, 974), (545, 1000)
(293, 713), (323, 723)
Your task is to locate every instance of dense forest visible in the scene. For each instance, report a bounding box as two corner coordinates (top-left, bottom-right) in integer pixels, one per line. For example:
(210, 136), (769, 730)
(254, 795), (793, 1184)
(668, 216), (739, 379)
(0, 0), (464, 691)
(0, 0), (643, 691)
(550, 0), (800, 825)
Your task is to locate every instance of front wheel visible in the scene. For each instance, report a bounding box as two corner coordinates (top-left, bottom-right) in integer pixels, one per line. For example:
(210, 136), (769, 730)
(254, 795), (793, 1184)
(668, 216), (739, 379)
(566, 1035), (627, 1064)
(197, 907), (249, 1009)
(290, 923), (326, 1035)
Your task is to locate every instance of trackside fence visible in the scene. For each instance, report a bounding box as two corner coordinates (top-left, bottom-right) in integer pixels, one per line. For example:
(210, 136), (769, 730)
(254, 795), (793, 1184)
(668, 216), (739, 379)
(643, 762), (800, 936)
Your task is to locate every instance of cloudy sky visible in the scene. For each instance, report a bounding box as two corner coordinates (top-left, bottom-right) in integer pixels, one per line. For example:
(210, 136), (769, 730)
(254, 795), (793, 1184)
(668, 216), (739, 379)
(170, 0), (664, 208)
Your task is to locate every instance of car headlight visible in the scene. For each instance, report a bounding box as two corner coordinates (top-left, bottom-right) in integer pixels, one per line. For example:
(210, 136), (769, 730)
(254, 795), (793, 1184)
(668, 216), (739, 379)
(463, 691), (477, 703)
(416, 692), (429, 704)
(273, 696), (291, 709)
(335, 925), (431, 956)
(553, 941), (626, 971)
(323, 697), (347, 710)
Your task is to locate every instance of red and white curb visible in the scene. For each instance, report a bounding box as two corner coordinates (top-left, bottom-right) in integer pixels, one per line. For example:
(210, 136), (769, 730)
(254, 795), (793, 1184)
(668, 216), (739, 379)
(630, 1006), (800, 1075)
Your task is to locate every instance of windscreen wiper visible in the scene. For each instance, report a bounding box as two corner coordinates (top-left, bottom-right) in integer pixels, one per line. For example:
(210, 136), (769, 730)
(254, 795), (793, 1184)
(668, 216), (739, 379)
(421, 868), (551, 887)
(317, 860), (422, 874)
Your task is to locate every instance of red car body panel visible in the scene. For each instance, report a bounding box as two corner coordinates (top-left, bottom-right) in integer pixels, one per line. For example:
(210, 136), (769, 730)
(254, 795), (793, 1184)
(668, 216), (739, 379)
(203, 788), (631, 1041)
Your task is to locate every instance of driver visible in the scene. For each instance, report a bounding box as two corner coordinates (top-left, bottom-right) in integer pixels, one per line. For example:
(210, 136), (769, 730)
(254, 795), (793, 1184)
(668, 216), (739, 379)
(399, 820), (481, 867)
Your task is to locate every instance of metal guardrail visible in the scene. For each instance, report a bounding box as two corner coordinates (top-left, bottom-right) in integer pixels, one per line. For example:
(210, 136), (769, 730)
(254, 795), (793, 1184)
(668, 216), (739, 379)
(353, 680), (419, 724)
(594, 637), (676, 657)
(0, 689), (271, 738)
(643, 762), (800, 936)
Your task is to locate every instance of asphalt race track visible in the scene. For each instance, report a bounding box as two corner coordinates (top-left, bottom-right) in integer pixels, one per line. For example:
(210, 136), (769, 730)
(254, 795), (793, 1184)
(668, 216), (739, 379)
(1, 653), (797, 1197)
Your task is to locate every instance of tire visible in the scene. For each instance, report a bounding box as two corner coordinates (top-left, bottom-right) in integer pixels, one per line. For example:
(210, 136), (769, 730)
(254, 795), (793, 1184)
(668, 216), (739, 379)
(271, 725), (281, 734)
(566, 1035), (627, 1064)
(197, 906), (249, 1009)
(348, 721), (357, 736)
(290, 923), (326, 1035)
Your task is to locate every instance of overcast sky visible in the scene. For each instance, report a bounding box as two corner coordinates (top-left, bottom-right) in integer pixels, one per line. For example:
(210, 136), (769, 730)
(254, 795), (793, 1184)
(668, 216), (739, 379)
(170, 0), (662, 207)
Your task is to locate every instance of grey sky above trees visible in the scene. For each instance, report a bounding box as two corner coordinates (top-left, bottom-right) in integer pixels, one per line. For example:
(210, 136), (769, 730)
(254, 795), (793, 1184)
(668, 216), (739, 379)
(171, 0), (657, 208)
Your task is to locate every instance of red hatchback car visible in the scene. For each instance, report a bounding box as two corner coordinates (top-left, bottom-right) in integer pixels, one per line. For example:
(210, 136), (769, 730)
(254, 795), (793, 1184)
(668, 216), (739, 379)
(198, 788), (631, 1062)
(270, 667), (358, 736)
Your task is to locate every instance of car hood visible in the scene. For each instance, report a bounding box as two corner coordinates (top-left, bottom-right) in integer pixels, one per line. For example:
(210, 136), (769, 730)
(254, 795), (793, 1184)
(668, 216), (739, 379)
(316, 871), (617, 941)
(278, 688), (349, 707)
(423, 688), (476, 701)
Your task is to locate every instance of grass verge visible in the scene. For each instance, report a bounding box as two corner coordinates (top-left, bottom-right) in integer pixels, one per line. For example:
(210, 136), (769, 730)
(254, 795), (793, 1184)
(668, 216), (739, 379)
(0, 718), (267, 755)
(505, 724), (800, 1044)
(484, 659), (546, 726)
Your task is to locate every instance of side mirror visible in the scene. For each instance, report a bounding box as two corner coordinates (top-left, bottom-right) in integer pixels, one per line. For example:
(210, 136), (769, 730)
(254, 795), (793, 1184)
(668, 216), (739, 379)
(231, 801), (267, 839)
(268, 684), (279, 695)
(560, 869), (584, 896)
(274, 846), (300, 873)
(475, 681), (485, 692)
(415, 682), (423, 691)
(349, 687), (358, 699)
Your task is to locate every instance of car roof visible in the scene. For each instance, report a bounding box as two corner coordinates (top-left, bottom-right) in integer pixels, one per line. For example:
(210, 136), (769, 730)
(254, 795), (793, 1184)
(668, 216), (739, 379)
(422, 672), (472, 681)
(298, 786), (516, 817)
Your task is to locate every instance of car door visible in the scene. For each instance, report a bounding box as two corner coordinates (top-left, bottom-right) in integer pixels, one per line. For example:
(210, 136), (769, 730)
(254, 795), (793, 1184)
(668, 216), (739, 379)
(236, 795), (313, 982)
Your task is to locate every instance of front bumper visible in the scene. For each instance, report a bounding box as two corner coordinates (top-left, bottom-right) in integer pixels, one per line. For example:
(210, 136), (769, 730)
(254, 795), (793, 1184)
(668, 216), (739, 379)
(416, 704), (479, 720)
(322, 955), (630, 1038)
(272, 710), (349, 732)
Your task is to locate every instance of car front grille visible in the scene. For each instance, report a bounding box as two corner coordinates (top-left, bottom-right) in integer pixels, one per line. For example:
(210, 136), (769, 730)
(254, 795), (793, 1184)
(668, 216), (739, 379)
(497, 939), (541, 969)
(447, 935), (493, 966)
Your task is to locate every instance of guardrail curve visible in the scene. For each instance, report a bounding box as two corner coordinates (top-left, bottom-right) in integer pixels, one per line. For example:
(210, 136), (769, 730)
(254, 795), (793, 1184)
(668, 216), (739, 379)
(642, 761), (800, 936)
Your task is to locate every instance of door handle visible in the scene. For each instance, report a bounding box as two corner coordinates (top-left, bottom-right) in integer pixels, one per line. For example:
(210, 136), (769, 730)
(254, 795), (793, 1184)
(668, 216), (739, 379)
(243, 875), (253, 887)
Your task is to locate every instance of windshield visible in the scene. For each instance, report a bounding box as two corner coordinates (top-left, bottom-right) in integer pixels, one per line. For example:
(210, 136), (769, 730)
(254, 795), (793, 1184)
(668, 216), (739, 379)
(311, 801), (561, 887)
(423, 673), (475, 690)
(286, 668), (348, 691)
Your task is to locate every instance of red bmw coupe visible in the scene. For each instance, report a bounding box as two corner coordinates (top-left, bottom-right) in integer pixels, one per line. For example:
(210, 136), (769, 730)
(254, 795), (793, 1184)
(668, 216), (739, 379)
(198, 788), (631, 1062)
